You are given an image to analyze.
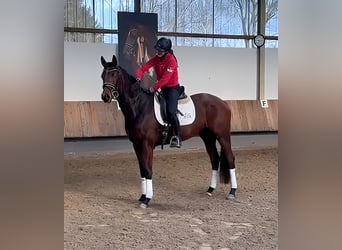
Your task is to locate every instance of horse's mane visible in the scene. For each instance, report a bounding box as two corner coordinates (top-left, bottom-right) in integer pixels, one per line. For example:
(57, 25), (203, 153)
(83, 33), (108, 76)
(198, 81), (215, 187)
(103, 63), (137, 84)
(115, 65), (153, 116)
(119, 66), (137, 84)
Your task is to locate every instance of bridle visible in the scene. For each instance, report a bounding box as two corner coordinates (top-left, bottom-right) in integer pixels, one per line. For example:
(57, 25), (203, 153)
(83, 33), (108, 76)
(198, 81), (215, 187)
(102, 67), (122, 100)
(102, 66), (144, 107)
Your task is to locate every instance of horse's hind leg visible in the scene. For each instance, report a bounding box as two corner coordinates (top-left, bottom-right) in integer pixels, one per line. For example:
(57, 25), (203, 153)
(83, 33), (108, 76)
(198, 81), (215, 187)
(200, 130), (220, 196)
(217, 136), (237, 200)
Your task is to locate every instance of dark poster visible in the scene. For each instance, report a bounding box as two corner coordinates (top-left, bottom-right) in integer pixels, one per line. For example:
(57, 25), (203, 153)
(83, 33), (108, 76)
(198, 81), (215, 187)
(118, 12), (158, 88)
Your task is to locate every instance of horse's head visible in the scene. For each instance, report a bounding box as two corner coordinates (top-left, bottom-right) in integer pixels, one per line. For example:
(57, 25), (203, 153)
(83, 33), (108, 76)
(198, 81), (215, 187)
(100, 55), (139, 104)
(100, 55), (122, 103)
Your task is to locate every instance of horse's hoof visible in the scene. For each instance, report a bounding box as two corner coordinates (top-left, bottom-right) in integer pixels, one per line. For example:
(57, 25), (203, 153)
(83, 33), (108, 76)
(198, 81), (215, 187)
(206, 186), (215, 196)
(139, 203), (148, 209)
(139, 197), (150, 209)
(138, 194), (146, 202)
(227, 194), (236, 200)
(227, 188), (236, 200)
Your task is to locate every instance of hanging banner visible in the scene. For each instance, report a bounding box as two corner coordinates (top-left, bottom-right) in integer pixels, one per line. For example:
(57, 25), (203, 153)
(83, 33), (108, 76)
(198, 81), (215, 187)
(118, 12), (158, 88)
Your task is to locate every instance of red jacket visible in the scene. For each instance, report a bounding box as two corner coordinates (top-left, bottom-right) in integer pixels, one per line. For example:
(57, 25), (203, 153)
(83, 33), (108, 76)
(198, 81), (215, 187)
(136, 53), (179, 91)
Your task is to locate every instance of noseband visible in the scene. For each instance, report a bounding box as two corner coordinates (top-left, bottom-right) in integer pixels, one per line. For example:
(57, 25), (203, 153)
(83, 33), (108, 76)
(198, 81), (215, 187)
(102, 67), (122, 100)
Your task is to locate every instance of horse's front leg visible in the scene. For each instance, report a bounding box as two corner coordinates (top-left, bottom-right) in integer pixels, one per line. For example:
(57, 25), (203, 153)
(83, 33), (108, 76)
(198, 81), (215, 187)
(133, 142), (154, 208)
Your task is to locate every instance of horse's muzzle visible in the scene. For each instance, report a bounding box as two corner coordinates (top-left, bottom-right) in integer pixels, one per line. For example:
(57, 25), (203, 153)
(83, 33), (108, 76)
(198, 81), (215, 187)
(101, 93), (111, 103)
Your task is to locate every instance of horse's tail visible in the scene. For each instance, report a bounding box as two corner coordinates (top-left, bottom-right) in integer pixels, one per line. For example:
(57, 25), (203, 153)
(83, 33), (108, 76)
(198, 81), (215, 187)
(219, 148), (230, 184)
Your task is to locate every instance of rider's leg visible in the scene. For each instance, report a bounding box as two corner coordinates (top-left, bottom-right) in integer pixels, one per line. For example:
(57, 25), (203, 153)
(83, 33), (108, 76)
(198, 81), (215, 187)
(164, 86), (181, 148)
(169, 114), (181, 147)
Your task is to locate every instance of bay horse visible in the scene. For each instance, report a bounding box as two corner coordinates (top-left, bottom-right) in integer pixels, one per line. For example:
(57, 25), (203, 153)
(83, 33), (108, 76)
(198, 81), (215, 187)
(100, 55), (237, 208)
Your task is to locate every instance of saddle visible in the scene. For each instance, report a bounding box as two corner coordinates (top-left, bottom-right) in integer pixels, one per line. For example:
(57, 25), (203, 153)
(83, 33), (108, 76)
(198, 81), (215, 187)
(156, 86), (187, 123)
(178, 86), (187, 100)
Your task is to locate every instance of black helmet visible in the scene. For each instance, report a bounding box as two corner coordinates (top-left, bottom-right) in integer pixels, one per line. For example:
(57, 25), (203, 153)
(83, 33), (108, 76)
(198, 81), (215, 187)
(154, 37), (172, 52)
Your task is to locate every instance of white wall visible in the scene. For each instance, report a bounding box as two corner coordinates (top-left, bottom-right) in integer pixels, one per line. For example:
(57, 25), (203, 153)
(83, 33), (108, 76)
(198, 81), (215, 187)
(64, 42), (277, 101)
(175, 47), (257, 99)
(64, 42), (117, 101)
(265, 49), (278, 99)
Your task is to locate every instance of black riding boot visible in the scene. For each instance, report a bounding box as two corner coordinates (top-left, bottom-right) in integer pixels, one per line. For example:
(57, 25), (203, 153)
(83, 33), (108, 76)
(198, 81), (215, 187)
(170, 115), (181, 148)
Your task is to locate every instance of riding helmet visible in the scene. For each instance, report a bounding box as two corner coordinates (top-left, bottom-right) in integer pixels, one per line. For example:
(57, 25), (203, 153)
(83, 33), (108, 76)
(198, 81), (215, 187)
(154, 37), (172, 52)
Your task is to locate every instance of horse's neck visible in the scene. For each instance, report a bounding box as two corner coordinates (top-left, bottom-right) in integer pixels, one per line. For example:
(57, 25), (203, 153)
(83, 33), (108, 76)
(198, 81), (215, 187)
(119, 94), (153, 124)
(118, 73), (153, 122)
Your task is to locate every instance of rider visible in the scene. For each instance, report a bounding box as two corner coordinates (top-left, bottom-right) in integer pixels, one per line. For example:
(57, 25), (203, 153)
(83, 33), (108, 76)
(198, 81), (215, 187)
(136, 37), (182, 148)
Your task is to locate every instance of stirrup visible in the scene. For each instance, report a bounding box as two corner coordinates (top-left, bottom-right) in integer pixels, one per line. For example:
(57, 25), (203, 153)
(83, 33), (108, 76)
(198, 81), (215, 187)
(170, 136), (181, 148)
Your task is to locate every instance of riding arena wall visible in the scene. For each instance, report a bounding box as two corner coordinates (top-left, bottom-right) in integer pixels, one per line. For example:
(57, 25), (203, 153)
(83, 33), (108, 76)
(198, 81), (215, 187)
(64, 42), (278, 138)
(64, 100), (277, 137)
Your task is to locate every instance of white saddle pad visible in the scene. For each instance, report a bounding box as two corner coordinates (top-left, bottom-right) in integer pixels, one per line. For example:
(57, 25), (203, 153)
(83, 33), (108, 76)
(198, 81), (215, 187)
(153, 94), (196, 126)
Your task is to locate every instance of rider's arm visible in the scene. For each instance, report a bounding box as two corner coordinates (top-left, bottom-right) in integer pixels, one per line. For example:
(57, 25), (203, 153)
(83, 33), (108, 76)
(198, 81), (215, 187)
(136, 56), (158, 80)
(153, 57), (177, 91)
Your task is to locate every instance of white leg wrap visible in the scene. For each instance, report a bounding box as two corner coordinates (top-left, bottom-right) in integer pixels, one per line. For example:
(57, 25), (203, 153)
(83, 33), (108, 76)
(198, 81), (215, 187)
(140, 178), (146, 195)
(230, 169), (237, 189)
(210, 170), (219, 189)
(146, 179), (153, 199)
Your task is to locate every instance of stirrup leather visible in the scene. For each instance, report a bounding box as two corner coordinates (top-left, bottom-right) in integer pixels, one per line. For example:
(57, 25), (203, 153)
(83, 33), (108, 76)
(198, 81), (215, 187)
(170, 136), (181, 148)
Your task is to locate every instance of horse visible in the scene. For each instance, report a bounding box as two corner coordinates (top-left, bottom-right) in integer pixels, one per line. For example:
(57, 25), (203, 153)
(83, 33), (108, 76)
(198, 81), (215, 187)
(121, 24), (157, 88)
(100, 55), (237, 208)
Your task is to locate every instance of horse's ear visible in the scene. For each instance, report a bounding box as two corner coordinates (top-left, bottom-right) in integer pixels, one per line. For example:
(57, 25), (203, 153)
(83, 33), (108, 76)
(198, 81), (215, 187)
(112, 55), (117, 66)
(101, 56), (107, 67)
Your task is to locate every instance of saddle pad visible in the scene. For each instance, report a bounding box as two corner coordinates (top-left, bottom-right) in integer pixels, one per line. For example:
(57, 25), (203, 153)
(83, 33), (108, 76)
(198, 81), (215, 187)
(154, 94), (196, 126)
